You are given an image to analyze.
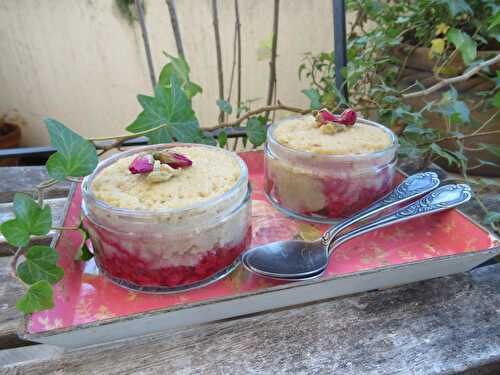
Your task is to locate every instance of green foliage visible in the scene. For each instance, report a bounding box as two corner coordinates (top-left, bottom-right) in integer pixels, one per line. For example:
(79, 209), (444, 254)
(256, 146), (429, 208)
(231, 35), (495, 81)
(216, 99), (233, 114)
(127, 77), (202, 144)
(0, 194), (52, 247)
(302, 88), (322, 110)
(45, 118), (98, 181)
(17, 245), (64, 285)
(16, 280), (54, 314)
(159, 53), (202, 99)
(218, 130), (228, 148)
(246, 116), (267, 147)
(447, 28), (477, 65)
(436, 0), (473, 17)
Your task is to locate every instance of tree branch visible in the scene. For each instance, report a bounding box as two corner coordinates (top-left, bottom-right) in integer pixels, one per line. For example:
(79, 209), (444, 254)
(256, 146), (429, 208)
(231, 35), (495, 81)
(232, 0), (242, 151)
(207, 102), (311, 131)
(135, 0), (156, 91)
(211, 0), (225, 123)
(165, 0), (185, 58)
(402, 54), (500, 99)
(265, 0), (280, 121)
(417, 129), (500, 147)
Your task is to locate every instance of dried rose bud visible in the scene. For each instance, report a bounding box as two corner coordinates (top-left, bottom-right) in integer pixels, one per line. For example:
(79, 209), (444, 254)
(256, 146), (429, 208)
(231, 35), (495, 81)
(153, 151), (193, 169)
(337, 109), (357, 126)
(315, 109), (338, 125)
(129, 154), (154, 174)
(315, 108), (357, 126)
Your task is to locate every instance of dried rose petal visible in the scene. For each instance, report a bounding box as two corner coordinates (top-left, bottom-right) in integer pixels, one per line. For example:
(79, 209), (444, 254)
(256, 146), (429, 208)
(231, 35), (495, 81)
(129, 154), (154, 174)
(315, 108), (357, 126)
(153, 151), (192, 169)
(337, 109), (357, 126)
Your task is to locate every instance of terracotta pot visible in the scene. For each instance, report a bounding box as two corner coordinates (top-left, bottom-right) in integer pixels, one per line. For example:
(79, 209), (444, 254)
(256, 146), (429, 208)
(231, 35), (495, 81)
(0, 123), (21, 166)
(393, 44), (500, 177)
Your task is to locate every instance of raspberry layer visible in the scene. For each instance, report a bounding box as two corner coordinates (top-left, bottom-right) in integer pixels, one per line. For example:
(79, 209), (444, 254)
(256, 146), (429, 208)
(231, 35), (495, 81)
(265, 161), (394, 220)
(87, 222), (252, 288)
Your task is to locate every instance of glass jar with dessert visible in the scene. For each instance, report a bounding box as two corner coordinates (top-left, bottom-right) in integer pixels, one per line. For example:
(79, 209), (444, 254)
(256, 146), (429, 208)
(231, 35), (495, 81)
(264, 109), (398, 223)
(81, 144), (251, 292)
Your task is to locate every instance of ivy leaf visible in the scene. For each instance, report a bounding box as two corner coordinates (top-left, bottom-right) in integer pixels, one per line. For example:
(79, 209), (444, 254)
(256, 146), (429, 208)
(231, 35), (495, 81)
(13, 194), (52, 235)
(44, 118), (98, 181)
(493, 92), (500, 108)
(16, 280), (54, 314)
(433, 89), (470, 123)
(216, 99), (233, 114)
(0, 194), (52, 247)
(437, 0), (472, 17)
(484, 212), (500, 225)
(218, 130), (228, 148)
(489, 13), (500, 30)
(75, 228), (94, 261)
(0, 219), (30, 247)
(246, 116), (267, 147)
(17, 245), (64, 285)
(447, 28), (477, 65)
(431, 143), (461, 167)
(127, 77), (201, 144)
(302, 88), (322, 110)
(430, 38), (446, 56)
(159, 53), (202, 99)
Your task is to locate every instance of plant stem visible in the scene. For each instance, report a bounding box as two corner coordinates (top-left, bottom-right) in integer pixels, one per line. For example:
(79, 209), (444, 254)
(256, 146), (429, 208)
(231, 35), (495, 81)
(417, 130), (500, 147)
(471, 110), (499, 136)
(52, 226), (79, 231)
(88, 124), (168, 142)
(265, 0), (280, 121)
(135, 0), (156, 91)
(207, 102), (311, 131)
(10, 246), (25, 279)
(402, 54), (500, 99)
(165, 0), (185, 58)
(211, 0), (225, 123)
(233, 0), (242, 151)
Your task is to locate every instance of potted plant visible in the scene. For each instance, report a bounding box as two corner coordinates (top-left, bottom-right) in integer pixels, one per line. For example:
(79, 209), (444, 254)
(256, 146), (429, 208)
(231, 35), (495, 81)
(0, 110), (23, 166)
(299, 0), (500, 176)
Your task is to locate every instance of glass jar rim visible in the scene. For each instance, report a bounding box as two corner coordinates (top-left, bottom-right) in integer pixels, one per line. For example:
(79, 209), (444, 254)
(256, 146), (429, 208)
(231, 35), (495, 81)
(81, 143), (249, 219)
(267, 116), (398, 161)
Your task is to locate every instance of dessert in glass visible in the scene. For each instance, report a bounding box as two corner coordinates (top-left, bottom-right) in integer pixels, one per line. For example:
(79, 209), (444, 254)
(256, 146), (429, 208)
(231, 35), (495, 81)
(264, 110), (398, 223)
(81, 144), (251, 292)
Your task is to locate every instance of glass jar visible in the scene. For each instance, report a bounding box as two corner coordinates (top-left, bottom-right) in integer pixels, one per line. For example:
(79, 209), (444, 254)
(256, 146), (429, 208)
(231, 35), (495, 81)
(264, 117), (398, 223)
(81, 144), (251, 292)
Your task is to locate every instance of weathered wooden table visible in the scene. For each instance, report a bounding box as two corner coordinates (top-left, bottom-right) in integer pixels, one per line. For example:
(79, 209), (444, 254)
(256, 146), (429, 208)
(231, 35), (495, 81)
(1, 166), (499, 375)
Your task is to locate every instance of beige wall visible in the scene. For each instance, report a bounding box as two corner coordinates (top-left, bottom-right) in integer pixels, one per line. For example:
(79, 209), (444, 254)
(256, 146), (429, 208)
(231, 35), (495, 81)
(0, 0), (341, 146)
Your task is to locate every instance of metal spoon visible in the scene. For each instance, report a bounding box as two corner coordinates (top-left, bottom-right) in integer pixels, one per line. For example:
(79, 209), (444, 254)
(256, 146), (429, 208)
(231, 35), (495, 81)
(241, 172), (439, 278)
(242, 183), (472, 280)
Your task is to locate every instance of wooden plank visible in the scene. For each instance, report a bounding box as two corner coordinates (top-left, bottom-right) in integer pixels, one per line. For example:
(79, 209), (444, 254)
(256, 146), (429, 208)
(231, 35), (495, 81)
(1, 264), (499, 374)
(0, 166), (70, 203)
(0, 198), (67, 256)
(0, 257), (31, 350)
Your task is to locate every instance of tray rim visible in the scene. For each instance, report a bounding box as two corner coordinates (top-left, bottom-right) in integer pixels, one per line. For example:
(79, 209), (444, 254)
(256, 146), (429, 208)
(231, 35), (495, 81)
(20, 245), (500, 341)
(19, 158), (500, 340)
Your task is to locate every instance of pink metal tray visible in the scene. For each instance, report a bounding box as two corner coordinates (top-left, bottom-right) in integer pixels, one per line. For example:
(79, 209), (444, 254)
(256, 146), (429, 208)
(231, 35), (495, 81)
(21, 151), (500, 348)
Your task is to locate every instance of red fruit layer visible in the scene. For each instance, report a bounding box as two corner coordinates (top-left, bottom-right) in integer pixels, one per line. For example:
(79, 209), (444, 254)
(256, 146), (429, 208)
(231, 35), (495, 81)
(88, 225), (252, 288)
(265, 165), (394, 220)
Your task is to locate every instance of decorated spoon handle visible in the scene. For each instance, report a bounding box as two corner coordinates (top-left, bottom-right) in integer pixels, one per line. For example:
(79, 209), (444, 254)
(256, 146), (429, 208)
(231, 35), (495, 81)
(321, 172), (440, 246)
(327, 184), (472, 255)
